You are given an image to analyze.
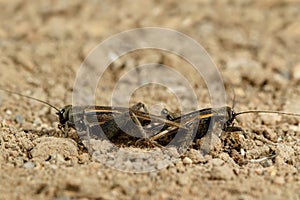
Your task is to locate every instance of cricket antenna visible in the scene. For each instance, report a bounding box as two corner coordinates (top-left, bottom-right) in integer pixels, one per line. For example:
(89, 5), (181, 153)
(230, 86), (236, 111)
(0, 88), (60, 112)
(235, 110), (300, 117)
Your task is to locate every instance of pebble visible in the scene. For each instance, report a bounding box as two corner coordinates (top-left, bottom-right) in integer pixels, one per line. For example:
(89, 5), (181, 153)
(210, 164), (235, 180)
(33, 118), (42, 126)
(54, 154), (65, 163)
(240, 148), (246, 157)
(15, 115), (24, 124)
(276, 144), (295, 163)
(23, 161), (35, 169)
(5, 110), (12, 115)
(78, 153), (90, 164)
(286, 136), (293, 143)
(288, 125), (300, 132)
(49, 164), (58, 170)
(262, 128), (277, 142)
(185, 149), (206, 163)
(182, 157), (193, 165)
(31, 137), (78, 163)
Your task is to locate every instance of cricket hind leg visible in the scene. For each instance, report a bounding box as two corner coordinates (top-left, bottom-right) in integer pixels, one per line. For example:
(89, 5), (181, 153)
(95, 103), (150, 144)
(129, 111), (163, 148)
(121, 102), (150, 138)
(131, 102), (149, 114)
(129, 102), (159, 147)
(92, 102), (149, 141)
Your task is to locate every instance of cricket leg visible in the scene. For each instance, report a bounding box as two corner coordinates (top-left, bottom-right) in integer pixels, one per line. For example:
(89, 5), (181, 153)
(131, 102), (149, 114)
(135, 136), (164, 148)
(85, 125), (93, 153)
(161, 108), (178, 120)
(129, 111), (162, 147)
(129, 111), (147, 138)
(58, 123), (71, 138)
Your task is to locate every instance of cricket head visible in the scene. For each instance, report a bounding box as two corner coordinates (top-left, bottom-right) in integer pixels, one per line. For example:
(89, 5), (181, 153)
(224, 106), (237, 127)
(57, 105), (73, 126)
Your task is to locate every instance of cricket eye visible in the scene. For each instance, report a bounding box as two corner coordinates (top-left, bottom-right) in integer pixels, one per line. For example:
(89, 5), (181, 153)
(232, 110), (236, 117)
(161, 108), (169, 115)
(60, 108), (65, 114)
(56, 109), (63, 115)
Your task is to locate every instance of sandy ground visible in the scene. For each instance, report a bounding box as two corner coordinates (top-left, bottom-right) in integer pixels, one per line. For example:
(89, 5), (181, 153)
(1, 0), (300, 199)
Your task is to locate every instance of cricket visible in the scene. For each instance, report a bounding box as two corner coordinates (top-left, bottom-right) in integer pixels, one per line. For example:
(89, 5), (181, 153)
(1, 87), (300, 151)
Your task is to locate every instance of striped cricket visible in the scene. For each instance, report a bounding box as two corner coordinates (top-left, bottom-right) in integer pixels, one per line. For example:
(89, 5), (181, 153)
(1, 88), (300, 151)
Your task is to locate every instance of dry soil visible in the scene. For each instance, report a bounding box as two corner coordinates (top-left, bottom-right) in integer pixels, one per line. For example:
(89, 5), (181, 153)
(1, 0), (300, 199)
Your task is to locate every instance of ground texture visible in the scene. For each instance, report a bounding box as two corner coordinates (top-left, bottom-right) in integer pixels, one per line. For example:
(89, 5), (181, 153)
(1, 0), (300, 199)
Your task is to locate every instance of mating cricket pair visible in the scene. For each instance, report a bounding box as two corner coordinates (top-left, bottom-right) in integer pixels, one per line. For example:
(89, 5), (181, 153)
(2, 88), (300, 150)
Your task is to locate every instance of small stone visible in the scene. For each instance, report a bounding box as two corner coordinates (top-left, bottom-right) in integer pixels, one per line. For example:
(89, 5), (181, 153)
(277, 136), (283, 142)
(54, 154), (65, 163)
(276, 144), (295, 163)
(289, 125), (300, 132)
(210, 164), (235, 180)
(15, 156), (24, 167)
(240, 148), (246, 157)
(31, 137), (78, 163)
(185, 149), (206, 163)
(233, 168), (240, 175)
(156, 160), (168, 169)
(260, 159), (273, 168)
(15, 115), (24, 124)
(5, 110), (12, 115)
(274, 156), (285, 165)
(182, 157), (192, 165)
(78, 153), (90, 164)
(23, 161), (35, 169)
(49, 164), (58, 170)
(33, 118), (42, 126)
(262, 128), (278, 142)
(286, 136), (293, 142)
(255, 140), (264, 146)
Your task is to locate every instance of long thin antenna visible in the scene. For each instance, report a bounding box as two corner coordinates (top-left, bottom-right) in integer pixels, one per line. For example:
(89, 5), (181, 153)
(235, 110), (300, 117)
(230, 86), (236, 111)
(0, 88), (60, 112)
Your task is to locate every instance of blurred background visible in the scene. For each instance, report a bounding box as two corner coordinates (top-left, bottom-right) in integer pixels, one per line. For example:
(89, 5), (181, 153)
(1, 0), (300, 199)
